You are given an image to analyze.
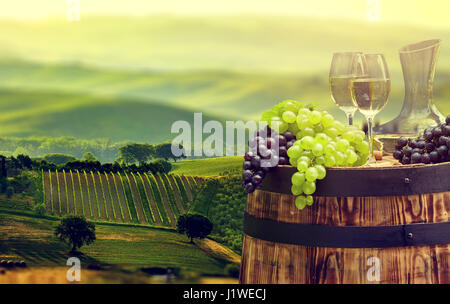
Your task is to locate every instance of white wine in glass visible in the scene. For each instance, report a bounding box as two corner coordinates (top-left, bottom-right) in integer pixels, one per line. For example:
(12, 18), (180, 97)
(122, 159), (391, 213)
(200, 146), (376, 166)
(351, 54), (391, 161)
(329, 52), (362, 125)
(351, 78), (391, 117)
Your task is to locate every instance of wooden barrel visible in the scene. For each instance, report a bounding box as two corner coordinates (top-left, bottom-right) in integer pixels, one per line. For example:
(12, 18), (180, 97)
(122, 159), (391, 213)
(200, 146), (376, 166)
(240, 158), (450, 284)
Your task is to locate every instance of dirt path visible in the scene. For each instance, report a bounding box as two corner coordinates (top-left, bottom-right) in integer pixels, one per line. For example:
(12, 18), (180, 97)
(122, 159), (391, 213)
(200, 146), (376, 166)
(57, 172), (68, 216)
(112, 174), (131, 223)
(106, 173), (124, 222)
(126, 174), (147, 224)
(93, 173), (108, 220)
(50, 172), (61, 216)
(100, 173), (117, 221)
(196, 238), (241, 264)
(180, 175), (193, 201)
(85, 172), (100, 220)
(42, 171), (52, 214)
(78, 172), (93, 218)
(167, 175), (185, 213)
(64, 171), (75, 215)
(71, 172), (85, 217)
(154, 175), (176, 227)
(140, 174), (162, 225)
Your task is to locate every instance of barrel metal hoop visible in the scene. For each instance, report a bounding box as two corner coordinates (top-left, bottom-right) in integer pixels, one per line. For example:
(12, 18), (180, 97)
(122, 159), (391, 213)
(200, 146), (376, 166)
(262, 163), (450, 196)
(244, 212), (450, 248)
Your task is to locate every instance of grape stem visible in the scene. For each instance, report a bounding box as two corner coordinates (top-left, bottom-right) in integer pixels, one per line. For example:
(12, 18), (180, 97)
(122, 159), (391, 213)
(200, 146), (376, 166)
(367, 116), (374, 159)
(346, 112), (353, 126)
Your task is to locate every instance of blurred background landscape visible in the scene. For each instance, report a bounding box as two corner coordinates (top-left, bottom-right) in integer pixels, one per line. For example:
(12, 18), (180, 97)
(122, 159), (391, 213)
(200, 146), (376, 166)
(0, 0), (450, 160)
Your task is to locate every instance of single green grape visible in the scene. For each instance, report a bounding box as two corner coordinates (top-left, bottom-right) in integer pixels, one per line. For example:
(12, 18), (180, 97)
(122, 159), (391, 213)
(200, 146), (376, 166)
(298, 108), (311, 116)
(291, 172), (306, 186)
(312, 143), (324, 156)
(346, 150), (358, 164)
(287, 145), (302, 159)
(305, 167), (319, 182)
(305, 195), (314, 206)
(302, 127), (315, 137)
(289, 157), (298, 167)
(324, 155), (336, 167)
(335, 151), (345, 166)
(301, 150), (314, 159)
(309, 110), (322, 124)
(282, 101), (300, 114)
(291, 184), (303, 196)
(324, 144), (336, 156)
(314, 123), (324, 133)
(297, 117), (313, 130)
(279, 122), (289, 133)
(322, 113), (334, 128)
(288, 123), (300, 135)
(315, 155), (325, 165)
(333, 121), (345, 134)
(315, 165), (326, 180)
(324, 127), (338, 138)
(315, 133), (329, 146)
(297, 161), (309, 173)
(293, 140), (303, 147)
(300, 136), (315, 150)
(342, 131), (355, 143)
(356, 141), (369, 154)
(336, 139), (350, 152)
(298, 156), (311, 165)
(295, 196), (307, 210)
(282, 111), (297, 123)
(302, 181), (316, 195)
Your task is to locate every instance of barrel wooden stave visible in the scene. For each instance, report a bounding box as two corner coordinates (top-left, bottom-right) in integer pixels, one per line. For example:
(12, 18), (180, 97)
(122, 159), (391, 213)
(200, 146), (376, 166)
(241, 235), (449, 284)
(240, 190), (450, 284)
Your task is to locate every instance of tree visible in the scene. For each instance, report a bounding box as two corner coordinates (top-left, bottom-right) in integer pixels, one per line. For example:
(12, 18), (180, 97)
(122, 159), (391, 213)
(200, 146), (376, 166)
(118, 143), (155, 165)
(81, 152), (98, 162)
(6, 186), (14, 198)
(16, 154), (32, 169)
(155, 142), (185, 162)
(177, 213), (213, 243)
(55, 216), (96, 253)
(43, 153), (77, 165)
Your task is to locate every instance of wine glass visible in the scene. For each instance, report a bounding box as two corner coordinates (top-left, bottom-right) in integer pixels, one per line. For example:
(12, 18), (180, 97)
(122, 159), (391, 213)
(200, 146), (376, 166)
(329, 52), (362, 125)
(351, 53), (391, 161)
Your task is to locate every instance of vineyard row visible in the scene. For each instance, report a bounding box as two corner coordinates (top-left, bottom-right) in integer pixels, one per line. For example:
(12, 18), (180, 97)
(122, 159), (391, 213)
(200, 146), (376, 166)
(42, 170), (202, 228)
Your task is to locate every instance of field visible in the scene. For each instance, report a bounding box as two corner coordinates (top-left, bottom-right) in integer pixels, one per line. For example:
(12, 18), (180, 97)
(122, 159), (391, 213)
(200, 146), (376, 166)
(42, 170), (202, 228)
(171, 156), (242, 177)
(0, 210), (240, 282)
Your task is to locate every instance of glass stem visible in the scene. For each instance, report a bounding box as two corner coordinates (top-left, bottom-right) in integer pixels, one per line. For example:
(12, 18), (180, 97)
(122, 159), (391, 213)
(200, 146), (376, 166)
(367, 116), (374, 158)
(346, 112), (354, 126)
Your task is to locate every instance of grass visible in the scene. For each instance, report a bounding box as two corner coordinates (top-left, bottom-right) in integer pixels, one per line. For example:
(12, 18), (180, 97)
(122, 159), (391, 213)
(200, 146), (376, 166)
(145, 173), (170, 226)
(135, 173), (155, 224)
(171, 156), (242, 177)
(119, 173), (139, 223)
(173, 175), (190, 210)
(159, 173), (180, 217)
(0, 210), (233, 275)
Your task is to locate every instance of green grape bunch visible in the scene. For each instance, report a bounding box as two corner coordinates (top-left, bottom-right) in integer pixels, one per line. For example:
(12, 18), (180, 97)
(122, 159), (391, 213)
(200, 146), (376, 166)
(261, 100), (369, 210)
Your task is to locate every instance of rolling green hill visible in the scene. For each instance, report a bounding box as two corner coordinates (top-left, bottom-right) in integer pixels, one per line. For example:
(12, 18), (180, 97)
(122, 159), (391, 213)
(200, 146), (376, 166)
(0, 88), (227, 143)
(0, 16), (450, 143)
(171, 156), (242, 177)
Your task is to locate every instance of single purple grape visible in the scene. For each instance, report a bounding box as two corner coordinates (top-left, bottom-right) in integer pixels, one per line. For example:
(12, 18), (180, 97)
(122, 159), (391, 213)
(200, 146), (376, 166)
(243, 161), (252, 170)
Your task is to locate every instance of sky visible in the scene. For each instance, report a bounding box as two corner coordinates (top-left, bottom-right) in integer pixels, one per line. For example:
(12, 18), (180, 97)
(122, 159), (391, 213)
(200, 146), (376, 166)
(0, 0), (450, 29)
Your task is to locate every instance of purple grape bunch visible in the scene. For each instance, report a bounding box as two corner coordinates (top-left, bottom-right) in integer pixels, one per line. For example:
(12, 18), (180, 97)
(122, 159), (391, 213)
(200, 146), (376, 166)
(242, 127), (296, 193)
(394, 115), (450, 165)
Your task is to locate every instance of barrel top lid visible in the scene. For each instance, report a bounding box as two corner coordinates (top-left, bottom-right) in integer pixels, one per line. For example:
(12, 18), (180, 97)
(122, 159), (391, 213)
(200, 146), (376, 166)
(281, 155), (439, 171)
